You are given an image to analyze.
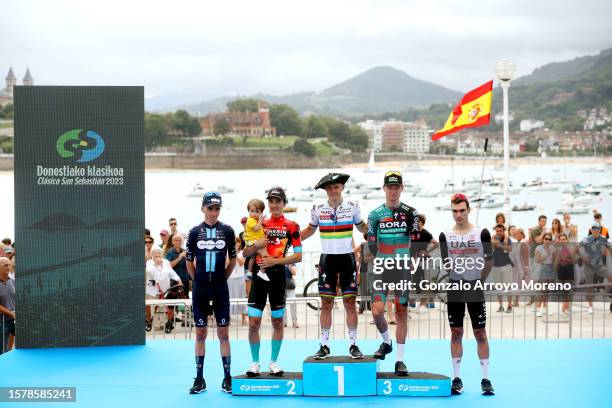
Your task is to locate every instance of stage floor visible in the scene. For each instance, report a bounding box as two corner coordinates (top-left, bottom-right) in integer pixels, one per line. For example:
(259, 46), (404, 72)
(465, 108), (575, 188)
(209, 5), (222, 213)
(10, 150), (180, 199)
(1, 339), (609, 407)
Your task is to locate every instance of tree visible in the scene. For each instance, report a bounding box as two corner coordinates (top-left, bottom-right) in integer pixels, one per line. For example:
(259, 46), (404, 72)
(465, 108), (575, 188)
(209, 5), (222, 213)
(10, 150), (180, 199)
(172, 110), (201, 137)
(304, 116), (329, 139)
(270, 104), (303, 136)
(349, 125), (369, 152)
(144, 113), (170, 149)
(292, 138), (316, 157)
(213, 118), (231, 136)
(326, 120), (351, 146)
(227, 99), (260, 113)
(0, 103), (13, 119)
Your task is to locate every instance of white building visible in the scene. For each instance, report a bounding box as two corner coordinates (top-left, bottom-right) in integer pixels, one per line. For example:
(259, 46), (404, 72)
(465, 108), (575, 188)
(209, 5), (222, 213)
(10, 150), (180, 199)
(404, 125), (431, 153)
(520, 119), (545, 132)
(358, 120), (383, 152)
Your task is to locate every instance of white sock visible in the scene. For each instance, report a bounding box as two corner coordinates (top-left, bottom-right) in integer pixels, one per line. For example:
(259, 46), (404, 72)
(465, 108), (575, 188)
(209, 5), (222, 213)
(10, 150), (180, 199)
(396, 343), (405, 362)
(452, 358), (461, 378)
(348, 328), (357, 346)
(480, 359), (489, 379)
(381, 330), (391, 345)
(321, 329), (330, 347)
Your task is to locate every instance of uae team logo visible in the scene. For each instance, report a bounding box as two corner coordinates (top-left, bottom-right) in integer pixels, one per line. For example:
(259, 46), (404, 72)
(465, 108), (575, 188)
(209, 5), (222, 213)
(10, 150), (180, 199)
(56, 129), (106, 163)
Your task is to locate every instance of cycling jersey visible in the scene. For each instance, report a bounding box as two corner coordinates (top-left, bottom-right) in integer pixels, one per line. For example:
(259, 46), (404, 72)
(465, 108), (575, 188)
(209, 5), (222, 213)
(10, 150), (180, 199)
(310, 200), (363, 254)
(440, 227), (492, 330)
(367, 203), (419, 258)
(248, 215), (302, 314)
(186, 221), (236, 284)
(262, 214), (302, 258)
(439, 227), (492, 281)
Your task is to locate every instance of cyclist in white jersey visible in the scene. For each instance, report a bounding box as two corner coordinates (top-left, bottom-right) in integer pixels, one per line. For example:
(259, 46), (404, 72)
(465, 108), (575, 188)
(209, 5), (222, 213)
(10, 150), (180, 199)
(301, 173), (368, 359)
(439, 193), (495, 396)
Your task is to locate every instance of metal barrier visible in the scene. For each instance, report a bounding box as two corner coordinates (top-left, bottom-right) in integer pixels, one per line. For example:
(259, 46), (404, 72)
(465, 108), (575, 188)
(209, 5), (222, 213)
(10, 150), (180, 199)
(146, 284), (612, 341)
(0, 315), (15, 355)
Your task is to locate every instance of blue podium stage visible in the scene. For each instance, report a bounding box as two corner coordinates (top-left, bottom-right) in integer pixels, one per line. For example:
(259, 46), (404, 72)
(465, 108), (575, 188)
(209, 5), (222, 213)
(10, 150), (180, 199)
(0, 339), (609, 407)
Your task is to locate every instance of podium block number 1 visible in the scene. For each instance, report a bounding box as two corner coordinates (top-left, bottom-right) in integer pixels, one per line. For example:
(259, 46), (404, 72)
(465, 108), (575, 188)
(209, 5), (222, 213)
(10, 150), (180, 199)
(333, 366), (345, 396)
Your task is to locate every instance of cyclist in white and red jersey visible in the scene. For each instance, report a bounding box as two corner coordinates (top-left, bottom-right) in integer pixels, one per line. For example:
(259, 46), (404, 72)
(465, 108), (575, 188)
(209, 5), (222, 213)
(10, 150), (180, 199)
(439, 193), (495, 396)
(301, 173), (368, 359)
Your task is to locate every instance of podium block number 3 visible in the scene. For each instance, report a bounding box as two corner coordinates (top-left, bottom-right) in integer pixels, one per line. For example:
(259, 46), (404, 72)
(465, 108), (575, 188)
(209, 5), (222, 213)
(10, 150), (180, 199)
(383, 380), (392, 395)
(333, 366), (345, 396)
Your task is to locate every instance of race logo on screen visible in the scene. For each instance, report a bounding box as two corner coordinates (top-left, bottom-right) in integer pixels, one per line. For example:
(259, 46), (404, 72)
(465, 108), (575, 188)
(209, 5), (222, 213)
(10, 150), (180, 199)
(56, 129), (106, 163)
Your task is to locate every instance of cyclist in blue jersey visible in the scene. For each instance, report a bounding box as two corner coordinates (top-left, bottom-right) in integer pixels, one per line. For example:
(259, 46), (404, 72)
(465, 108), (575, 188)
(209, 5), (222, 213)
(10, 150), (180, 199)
(185, 192), (237, 394)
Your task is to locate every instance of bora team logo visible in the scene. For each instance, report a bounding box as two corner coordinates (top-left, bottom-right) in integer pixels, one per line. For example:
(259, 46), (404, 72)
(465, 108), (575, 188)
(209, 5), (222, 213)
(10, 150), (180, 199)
(56, 129), (106, 163)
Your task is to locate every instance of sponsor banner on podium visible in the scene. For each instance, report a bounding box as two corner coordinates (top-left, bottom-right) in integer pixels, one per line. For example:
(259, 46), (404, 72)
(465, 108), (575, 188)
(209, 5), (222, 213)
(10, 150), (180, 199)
(233, 373), (303, 396)
(377, 372), (451, 397)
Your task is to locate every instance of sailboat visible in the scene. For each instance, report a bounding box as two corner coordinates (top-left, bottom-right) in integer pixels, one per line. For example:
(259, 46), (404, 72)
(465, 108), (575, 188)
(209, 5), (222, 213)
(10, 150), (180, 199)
(363, 150), (381, 173)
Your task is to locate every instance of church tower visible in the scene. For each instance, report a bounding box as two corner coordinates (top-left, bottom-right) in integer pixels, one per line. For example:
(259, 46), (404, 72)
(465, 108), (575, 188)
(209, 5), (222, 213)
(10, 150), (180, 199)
(5, 67), (17, 96)
(23, 68), (34, 86)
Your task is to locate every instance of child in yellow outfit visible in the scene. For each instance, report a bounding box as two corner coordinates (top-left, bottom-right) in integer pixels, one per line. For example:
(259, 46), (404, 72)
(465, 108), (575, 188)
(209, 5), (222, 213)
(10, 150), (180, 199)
(245, 199), (271, 281)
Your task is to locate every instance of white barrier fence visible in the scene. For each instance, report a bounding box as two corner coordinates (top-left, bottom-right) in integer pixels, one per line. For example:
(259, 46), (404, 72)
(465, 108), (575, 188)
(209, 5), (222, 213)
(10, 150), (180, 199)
(145, 286), (612, 341)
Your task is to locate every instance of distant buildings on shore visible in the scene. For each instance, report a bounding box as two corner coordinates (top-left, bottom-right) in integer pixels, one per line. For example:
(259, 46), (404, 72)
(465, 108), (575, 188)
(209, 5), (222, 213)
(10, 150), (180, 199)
(1, 67), (34, 107)
(199, 101), (276, 137)
(358, 120), (432, 153)
(358, 117), (610, 156)
(579, 108), (611, 131)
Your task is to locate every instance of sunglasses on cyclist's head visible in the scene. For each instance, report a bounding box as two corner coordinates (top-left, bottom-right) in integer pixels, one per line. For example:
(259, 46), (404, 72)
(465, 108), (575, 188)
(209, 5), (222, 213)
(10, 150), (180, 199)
(451, 193), (467, 202)
(385, 171), (401, 177)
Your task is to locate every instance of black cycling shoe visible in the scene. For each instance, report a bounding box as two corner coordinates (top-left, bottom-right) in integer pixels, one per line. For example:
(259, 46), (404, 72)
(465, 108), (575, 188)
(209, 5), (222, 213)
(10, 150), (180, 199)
(451, 377), (463, 395)
(189, 378), (206, 394)
(164, 320), (174, 334)
(313, 344), (331, 359)
(481, 378), (495, 395)
(349, 345), (364, 359)
(373, 342), (392, 360)
(394, 361), (409, 376)
(221, 377), (232, 394)
(145, 320), (152, 332)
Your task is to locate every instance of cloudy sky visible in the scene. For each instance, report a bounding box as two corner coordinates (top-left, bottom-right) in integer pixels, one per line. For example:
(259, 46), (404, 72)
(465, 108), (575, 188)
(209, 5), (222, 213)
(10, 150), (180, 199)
(2, 0), (611, 107)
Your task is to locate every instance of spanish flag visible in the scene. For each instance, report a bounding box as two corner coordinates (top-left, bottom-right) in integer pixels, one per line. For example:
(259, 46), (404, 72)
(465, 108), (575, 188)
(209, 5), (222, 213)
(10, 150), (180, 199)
(431, 80), (493, 140)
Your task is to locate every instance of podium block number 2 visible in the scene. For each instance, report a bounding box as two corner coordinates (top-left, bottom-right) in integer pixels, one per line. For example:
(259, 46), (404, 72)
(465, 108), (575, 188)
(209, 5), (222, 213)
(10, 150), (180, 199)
(287, 381), (296, 395)
(333, 366), (345, 396)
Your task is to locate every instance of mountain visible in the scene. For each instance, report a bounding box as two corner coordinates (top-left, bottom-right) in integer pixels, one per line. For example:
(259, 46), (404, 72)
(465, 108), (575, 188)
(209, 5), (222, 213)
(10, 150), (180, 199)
(498, 47), (612, 130)
(514, 48), (612, 86)
(311, 66), (462, 114)
(177, 66), (462, 115)
(353, 47), (612, 132)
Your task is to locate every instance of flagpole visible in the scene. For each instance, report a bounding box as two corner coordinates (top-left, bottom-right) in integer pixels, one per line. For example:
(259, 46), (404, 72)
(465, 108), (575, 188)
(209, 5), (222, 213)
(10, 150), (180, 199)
(501, 80), (511, 218)
(495, 59), (517, 221)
